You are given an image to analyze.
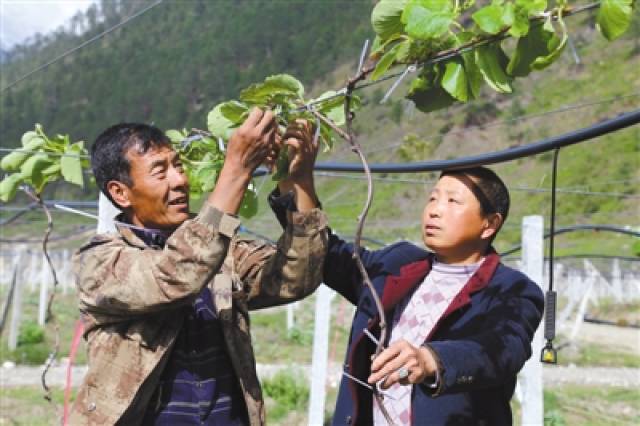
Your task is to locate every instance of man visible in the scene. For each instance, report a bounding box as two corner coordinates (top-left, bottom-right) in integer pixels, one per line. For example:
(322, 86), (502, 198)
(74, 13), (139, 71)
(70, 110), (326, 425)
(272, 167), (544, 425)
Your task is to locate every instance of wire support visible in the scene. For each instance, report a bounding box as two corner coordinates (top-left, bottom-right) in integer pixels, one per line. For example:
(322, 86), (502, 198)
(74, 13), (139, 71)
(2, 0), (165, 92)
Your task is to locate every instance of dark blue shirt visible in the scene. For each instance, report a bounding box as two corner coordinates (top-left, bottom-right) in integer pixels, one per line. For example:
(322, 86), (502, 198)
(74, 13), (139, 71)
(133, 227), (248, 425)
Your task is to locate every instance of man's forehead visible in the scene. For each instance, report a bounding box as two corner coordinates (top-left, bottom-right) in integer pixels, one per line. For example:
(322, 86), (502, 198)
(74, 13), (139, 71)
(126, 144), (176, 162)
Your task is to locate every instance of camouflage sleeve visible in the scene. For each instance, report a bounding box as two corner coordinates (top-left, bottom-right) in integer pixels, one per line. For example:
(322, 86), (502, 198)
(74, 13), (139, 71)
(231, 208), (328, 310)
(74, 204), (240, 318)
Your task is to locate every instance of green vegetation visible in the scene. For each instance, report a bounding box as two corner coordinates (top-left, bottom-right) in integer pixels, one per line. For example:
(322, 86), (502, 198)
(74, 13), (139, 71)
(262, 369), (309, 422)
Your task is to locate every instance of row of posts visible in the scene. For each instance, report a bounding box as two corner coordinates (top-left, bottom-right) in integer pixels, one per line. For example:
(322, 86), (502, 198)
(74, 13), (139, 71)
(0, 206), (573, 425)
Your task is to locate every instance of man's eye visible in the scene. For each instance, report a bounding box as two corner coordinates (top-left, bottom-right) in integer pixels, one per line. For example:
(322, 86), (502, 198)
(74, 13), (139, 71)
(449, 198), (459, 203)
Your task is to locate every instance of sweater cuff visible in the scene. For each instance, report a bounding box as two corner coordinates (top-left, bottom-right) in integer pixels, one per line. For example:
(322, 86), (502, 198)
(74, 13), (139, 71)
(288, 208), (328, 236)
(196, 203), (241, 239)
(421, 343), (445, 397)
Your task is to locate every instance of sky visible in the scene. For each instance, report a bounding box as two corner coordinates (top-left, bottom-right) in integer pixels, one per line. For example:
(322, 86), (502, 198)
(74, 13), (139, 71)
(0, 0), (95, 50)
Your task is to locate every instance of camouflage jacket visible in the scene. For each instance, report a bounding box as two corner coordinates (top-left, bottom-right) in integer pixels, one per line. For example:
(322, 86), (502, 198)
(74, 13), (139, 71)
(69, 203), (328, 425)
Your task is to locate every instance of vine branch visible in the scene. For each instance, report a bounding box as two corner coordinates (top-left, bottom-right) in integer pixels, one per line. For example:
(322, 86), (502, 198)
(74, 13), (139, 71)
(21, 187), (60, 402)
(343, 46), (395, 425)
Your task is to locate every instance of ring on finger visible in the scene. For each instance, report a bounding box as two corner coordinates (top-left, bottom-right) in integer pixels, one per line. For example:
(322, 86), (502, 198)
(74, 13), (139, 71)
(397, 366), (409, 380)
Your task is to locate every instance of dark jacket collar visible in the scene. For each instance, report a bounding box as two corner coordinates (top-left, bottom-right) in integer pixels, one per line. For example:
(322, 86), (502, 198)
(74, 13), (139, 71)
(114, 213), (172, 249)
(380, 249), (501, 312)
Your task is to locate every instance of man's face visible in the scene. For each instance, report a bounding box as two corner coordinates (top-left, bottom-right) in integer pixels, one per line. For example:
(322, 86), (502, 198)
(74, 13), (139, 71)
(123, 145), (190, 231)
(421, 174), (493, 264)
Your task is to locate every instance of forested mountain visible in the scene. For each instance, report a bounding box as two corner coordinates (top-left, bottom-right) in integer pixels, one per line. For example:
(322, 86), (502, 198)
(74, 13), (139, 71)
(1, 0), (374, 145)
(1, 1), (638, 256)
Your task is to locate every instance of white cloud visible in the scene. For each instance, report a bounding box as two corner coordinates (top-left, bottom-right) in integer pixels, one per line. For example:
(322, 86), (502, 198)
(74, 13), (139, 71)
(0, 0), (95, 49)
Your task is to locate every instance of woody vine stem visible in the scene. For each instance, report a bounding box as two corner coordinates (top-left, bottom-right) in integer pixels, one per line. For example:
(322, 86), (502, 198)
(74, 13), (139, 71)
(21, 187), (60, 402)
(344, 43), (396, 425)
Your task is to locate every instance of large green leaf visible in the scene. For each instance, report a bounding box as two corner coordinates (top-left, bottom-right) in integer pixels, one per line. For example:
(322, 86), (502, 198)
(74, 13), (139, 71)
(1, 151), (30, 172)
(401, 0), (455, 41)
(21, 131), (39, 147)
(239, 74), (304, 104)
(0, 173), (24, 202)
(531, 18), (567, 70)
(207, 104), (237, 140)
(507, 3), (531, 37)
(597, 0), (633, 41)
(475, 43), (513, 93)
(407, 69), (456, 112)
(371, 40), (411, 81)
(196, 164), (220, 193)
(441, 59), (470, 102)
(220, 101), (249, 123)
(507, 20), (556, 76)
(371, 0), (408, 40)
(61, 142), (84, 186)
(472, 4), (506, 35)
(20, 154), (55, 194)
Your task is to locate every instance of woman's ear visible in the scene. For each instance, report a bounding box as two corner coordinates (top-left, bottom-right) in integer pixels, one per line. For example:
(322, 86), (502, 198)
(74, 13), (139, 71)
(107, 181), (131, 210)
(481, 213), (503, 240)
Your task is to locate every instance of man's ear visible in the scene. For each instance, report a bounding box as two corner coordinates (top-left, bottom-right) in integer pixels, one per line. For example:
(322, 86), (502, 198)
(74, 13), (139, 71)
(481, 213), (503, 240)
(106, 181), (132, 210)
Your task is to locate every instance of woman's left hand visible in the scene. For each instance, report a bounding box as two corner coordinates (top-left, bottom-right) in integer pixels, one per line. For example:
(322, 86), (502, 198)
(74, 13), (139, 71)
(367, 339), (437, 389)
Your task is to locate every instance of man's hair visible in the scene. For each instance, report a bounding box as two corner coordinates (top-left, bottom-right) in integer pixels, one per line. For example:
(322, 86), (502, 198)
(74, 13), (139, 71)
(91, 123), (172, 205)
(441, 166), (510, 239)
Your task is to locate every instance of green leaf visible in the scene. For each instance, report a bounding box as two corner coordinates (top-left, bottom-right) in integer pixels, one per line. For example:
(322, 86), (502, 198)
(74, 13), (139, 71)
(196, 164), (219, 193)
(165, 129), (185, 143)
(371, 0), (408, 40)
(1, 151), (30, 172)
(597, 0), (633, 41)
(407, 68), (456, 113)
(462, 51), (483, 99)
(508, 3), (531, 37)
(0, 173), (24, 202)
(271, 149), (290, 181)
(220, 101), (249, 123)
(371, 40), (410, 81)
(2, 136), (47, 171)
(21, 131), (39, 147)
(61, 142), (84, 187)
(240, 74), (304, 104)
(20, 154), (55, 194)
(239, 187), (258, 218)
(311, 91), (361, 126)
(507, 19), (559, 76)
(531, 17), (567, 70)
(441, 59), (470, 102)
(475, 43), (512, 93)
(517, 0), (547, 15)
(207, 104), (236, 140)
(472, 4), (506, 35)
(401, 0), (455, 41)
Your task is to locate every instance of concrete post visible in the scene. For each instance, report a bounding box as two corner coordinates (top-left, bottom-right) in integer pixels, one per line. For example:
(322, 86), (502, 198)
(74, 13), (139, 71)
(308, 286), (333, 425)
(38, 255), (49, 326)
(519, 216), (544, 425)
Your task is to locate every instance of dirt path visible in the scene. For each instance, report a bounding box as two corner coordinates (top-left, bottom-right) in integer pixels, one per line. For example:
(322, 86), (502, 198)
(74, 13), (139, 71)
(2, 363), (638, 389)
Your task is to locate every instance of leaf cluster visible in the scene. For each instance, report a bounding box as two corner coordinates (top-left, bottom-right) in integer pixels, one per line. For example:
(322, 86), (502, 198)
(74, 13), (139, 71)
(370, 0), (635, 112)
(167, 74), (360, 218)
(0, 124), (88, 201)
